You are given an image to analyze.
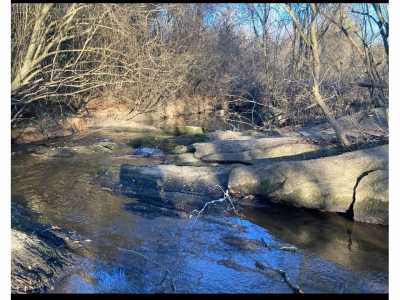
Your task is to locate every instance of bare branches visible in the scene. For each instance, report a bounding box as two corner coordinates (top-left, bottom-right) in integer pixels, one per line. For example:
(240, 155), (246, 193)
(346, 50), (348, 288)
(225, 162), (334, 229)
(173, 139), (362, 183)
(189, 186), (238, 221)
(12, 4), (182, 124)
(11, 3), (388, 137)
(283, 4), (351, 146)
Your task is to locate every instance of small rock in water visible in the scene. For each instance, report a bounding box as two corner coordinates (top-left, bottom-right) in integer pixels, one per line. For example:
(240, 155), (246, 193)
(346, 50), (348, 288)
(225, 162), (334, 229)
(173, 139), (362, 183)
(222, 235), (265, 250)
(280, 246), (298, 252)
(133, 147), (164, 157)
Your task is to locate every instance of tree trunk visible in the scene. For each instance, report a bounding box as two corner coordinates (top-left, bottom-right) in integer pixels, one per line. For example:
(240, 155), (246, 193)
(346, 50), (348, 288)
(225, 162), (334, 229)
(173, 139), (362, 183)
(309, 4), (350, 146)
(12, 4), (53, 92)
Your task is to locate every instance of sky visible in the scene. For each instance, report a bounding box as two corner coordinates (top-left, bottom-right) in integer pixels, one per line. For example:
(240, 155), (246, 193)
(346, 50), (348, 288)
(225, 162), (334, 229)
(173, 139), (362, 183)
(202, 3), (386, 45)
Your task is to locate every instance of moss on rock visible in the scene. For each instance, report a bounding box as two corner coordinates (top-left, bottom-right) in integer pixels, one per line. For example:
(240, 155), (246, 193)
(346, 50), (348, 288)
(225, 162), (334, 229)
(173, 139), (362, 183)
(175, 126), (204, 136)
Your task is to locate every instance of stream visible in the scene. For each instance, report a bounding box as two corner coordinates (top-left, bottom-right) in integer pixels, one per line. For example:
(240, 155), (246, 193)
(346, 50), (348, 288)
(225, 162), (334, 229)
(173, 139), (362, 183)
(11, 122), (388, 293)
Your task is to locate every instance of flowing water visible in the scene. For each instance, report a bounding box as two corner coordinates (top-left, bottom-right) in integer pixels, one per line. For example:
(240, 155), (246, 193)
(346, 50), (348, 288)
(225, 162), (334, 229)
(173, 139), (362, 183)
(11, 123), (388, 294)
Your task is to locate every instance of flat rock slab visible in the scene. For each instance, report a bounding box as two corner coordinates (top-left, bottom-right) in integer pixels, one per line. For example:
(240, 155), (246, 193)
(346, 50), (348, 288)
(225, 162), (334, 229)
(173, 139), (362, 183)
(120, 164), (233, 211)
(194, 136), (306, 156)
(193, 136), (323, 163)
(207, 130), (269, 141)
(228, 145), (388, 224)
(200, 143), (324, 163)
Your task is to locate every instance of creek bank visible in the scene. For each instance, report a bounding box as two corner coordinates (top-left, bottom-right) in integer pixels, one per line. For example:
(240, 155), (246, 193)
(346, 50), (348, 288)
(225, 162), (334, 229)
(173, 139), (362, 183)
(11, 202), (79, 294)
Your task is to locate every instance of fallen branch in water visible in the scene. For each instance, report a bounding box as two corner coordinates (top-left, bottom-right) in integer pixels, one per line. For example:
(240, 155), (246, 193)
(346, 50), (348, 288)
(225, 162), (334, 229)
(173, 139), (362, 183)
(255, 260), (304, 294)
(189, 185), (238, 219)
(216, 256), (304, 294)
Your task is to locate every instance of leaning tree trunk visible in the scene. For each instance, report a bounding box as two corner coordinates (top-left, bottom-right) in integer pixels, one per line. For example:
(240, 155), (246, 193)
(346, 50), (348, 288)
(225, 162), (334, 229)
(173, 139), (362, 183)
(284, 4), (351, 147)
(309, 4), (350, 147)
(11, 4), (54, 92)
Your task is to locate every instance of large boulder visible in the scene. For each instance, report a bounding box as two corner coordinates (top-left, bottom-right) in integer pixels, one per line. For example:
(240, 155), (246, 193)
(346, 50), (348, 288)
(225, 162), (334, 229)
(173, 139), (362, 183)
(228, 145), (388, 223)
(353, 169), (388, 225)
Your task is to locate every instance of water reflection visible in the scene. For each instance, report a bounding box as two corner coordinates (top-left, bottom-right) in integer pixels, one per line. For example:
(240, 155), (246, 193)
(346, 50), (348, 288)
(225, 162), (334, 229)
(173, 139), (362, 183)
(12, 127), (388, 293)
(242, 201), (388, 273)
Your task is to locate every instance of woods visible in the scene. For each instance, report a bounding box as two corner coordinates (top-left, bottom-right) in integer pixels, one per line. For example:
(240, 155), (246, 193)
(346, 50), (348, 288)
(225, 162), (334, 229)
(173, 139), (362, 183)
(11, 3), (388, 146)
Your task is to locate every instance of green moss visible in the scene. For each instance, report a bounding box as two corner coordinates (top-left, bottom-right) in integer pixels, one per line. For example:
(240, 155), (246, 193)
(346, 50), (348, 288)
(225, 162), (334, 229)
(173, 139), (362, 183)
(175, 126), (204, 135)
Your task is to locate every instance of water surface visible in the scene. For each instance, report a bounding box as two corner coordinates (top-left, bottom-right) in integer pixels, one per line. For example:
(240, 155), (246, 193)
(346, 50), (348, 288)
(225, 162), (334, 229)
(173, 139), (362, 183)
(11, 125), (388, 293)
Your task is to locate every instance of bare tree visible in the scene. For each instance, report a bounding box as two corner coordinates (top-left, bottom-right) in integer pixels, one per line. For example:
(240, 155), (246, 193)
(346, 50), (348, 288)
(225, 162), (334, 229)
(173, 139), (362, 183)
(284, 3), (351, 146)
(11, 3), (389, 141)
(320, 4), (388, 108)
(11, 4), (135, 124)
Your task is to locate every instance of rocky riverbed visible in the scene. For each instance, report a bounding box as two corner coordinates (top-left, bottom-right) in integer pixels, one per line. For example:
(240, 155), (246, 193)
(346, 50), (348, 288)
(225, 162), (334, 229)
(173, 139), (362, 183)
(11, 112), (388, 293)
(120, 111), (389, 225)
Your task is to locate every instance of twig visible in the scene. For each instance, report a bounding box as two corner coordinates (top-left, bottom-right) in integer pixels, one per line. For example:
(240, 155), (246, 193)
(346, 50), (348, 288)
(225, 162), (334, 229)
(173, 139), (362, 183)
(189, 185), (238, 220)
(255, 260), (304, 294)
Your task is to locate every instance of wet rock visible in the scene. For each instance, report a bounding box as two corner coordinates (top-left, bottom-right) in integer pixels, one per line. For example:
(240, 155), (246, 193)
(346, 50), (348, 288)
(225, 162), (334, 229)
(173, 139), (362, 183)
(228, 145), (388, 224)
(120, 164), (232, 211)
(217, 259), (249, 272)
(176, 126), (204, 135)
(120, 164), (231, 197)
(133, 147), (164, 157)
(222, 235), (266, 250)
(354, 169), (388, 225)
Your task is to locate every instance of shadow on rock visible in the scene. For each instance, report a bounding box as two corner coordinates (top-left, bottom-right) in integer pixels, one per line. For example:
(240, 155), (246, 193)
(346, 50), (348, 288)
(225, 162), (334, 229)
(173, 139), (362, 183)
(11, 199), (76, 294)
